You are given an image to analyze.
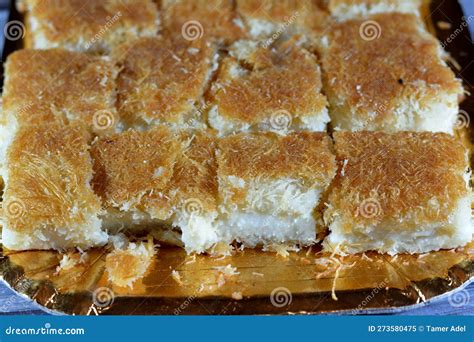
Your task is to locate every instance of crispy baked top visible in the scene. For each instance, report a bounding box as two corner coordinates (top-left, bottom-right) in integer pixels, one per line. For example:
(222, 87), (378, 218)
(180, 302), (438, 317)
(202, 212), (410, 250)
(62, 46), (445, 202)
(91, 127), (182, 211)
(330, 131), (469, 228)
(162, 0), (246, 44)
(28, 0), (158, 48)
(218, 131), (336, 186)
(114, 36), (215, 127)
(91, 128), (218, 216)
(212, 40), (327, 124)
(238, 0), (310, 21)
(3, 49), (118, 134)
(165, 131), (218, 213)
(4, 123), (101, 232)
(320, 13), (463, 123)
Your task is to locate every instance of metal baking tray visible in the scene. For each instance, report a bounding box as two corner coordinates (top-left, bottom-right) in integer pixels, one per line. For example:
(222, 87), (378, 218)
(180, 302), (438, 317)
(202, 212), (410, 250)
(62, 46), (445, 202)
(0, 0), (473, 315)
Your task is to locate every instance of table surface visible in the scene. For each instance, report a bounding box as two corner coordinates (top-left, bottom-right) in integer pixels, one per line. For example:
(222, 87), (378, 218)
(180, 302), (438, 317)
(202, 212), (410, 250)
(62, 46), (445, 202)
(0, 0), (473, 316)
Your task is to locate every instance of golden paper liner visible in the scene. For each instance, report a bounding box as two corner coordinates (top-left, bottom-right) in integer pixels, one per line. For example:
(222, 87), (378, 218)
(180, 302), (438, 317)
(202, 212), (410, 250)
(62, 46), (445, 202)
(1, 243), (473, 315)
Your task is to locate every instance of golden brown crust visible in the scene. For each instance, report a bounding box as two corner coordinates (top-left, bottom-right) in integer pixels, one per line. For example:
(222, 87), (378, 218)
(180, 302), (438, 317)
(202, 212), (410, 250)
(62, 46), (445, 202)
(211, 40), (327, 125)
(330, 132), (468, 230)
(237, 0), (305, 22)
(91, 127), (182, 217)
(163, 131), (218, 213)
(4, 123), (101, 233)
(2, 49), (118, 135)
(114, 36), (215, 128)
(161, 0), (246, 44)
(320, 13), (463, 126)
(91, 128), (218, 216)
(218, 131), (336, 186)
(27, 0), (158, 52)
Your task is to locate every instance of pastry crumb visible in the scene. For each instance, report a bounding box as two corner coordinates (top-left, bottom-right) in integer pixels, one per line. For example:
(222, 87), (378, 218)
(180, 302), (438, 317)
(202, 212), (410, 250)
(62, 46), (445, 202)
(214, 264), (239, 287)
(263, 243), (300, 258)
(171, 270), (183, 286)
(437, 21), (452, 30)
(106, 237), (155, 288)
(232, 292), (243, 300)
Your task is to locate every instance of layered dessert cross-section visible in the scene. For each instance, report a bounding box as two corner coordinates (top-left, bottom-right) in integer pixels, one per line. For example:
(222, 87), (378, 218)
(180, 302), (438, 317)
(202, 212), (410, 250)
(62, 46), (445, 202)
(2, 123), (107, 251)
(216, 131), (337, 248)
(324, 131), (473, 255)
(91, 127), (219, 254)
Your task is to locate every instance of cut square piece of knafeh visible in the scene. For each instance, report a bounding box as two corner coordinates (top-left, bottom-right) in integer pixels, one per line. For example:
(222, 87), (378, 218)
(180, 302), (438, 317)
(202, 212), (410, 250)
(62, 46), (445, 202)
(2, 49), (119, 136)
(91, 127), (219, 254)
(323, 131), (473, 255)
(2, 123), (106, 251)
(114, 36), (217, 130)
(319, 13), (463, 133)
(209, 39), (329, 135)
(216, 131), (336, 248)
